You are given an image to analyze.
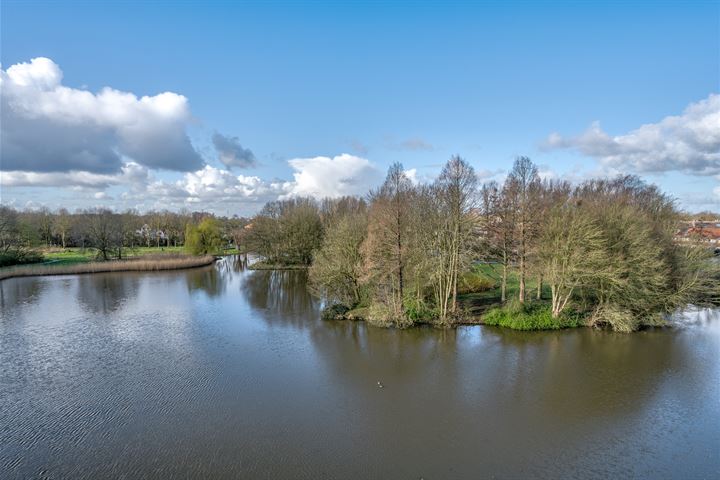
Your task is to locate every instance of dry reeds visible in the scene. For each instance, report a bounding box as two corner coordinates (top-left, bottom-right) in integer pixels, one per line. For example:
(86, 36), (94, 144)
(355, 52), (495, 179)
(0, 255), (216, 282)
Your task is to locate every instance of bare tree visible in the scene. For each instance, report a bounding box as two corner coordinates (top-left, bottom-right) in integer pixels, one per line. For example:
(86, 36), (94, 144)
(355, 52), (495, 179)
(86, 209), (122, 261)
(309, 210), (368, 307)
(537, 202), (607, 317)
(53, 208), (72, 249)
(505, 156), (540, 303)
(362, 162), (415, 324)
(432, 155), (478, 322)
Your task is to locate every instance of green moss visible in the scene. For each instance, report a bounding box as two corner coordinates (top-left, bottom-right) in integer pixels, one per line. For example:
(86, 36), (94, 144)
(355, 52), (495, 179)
(483, 302), (583, 330)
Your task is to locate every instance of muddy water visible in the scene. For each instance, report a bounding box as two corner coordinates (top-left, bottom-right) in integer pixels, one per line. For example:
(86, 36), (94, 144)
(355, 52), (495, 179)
(1, 256), (718, 479)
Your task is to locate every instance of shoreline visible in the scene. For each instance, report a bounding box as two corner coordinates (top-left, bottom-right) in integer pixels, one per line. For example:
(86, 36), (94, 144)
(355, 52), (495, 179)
(0, 255), (216, 282)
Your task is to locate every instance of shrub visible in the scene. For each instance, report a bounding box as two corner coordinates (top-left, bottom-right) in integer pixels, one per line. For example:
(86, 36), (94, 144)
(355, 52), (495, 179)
(321, 304), (350, 321)
(365, 302), (398, 328)
(405, 298), (437, 324)
(0, 251), (44, 268)
(458, 271), (495, 294)
(588, 304), (666, 332)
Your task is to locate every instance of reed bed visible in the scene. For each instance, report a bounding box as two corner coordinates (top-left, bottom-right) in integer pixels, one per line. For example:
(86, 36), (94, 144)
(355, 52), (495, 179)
(0, 255), (216, 281)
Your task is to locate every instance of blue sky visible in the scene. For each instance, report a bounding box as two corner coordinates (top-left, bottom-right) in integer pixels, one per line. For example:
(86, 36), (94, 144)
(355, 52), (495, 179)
(1, 1), (718, 215)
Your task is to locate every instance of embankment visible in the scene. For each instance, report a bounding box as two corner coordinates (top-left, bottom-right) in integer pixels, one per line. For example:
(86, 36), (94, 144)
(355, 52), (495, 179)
(0, 255), (216, 281)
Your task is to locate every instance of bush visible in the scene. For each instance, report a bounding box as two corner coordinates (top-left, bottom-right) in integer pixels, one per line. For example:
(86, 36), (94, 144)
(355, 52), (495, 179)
(405, 298), (437, 324)
(458, 271), (495, 294)
(321, 303), (350, 321)
(588, 304), (666, 332)
(483, 301), (582, 330)
(0, 251), (44, 268)
(365, 302), (398, 327)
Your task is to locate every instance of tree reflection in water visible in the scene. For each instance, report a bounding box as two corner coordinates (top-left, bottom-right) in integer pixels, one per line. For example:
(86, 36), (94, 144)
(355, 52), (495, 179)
(0, 276), (47, 312)
(76, 274), (141, 315)
(241, 269), (320, 326)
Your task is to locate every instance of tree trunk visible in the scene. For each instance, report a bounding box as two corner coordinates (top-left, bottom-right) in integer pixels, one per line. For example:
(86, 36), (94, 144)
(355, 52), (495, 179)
(519, 255), (525, 303)
(536, 274), (542, 300)
(501, 262), (507, 303)
(396, 210), (403, 314)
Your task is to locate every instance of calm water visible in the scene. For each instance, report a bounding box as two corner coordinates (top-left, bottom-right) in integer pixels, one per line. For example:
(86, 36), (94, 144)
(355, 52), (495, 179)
(1, 256), (719, 479)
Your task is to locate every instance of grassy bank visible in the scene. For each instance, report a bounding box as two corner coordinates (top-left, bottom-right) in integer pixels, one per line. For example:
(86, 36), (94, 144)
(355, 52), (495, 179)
(482, 302), (584, 330)
(0, 254), (216, 281)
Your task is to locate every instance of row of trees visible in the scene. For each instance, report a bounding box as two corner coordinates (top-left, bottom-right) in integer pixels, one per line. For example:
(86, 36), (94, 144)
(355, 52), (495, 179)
(3, 155), (716, 330)
(0, 206), (246, 265)
(242, 156), (716, 330)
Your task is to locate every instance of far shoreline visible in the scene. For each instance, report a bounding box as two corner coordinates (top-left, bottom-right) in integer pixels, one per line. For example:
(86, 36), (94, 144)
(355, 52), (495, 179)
(0, 255), (216, 282)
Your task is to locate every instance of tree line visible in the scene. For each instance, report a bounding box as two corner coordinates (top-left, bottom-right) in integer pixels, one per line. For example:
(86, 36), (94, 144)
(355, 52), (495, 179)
(0, 207), (246, 265)
(2, 155), (717, 331)
(242, 156), (718, 331)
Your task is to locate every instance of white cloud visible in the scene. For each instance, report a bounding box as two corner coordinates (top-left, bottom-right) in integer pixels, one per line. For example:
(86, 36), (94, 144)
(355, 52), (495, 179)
(116, 165), (289, 209)
(125, 154), (380, 208)
(1, 170), (119, 189)
(404, 168), (419, 185)
(1, 57), (203, 174)
(281, 153), (382, 199)
(544, 93), (720, 176)
(0, 162), (149, 189)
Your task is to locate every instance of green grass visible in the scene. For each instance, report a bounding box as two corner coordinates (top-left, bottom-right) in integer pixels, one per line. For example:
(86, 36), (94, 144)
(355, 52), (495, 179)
(457, 263), (552, 315)
(38, 246), (190, 267)
(483, 301), (583, 330)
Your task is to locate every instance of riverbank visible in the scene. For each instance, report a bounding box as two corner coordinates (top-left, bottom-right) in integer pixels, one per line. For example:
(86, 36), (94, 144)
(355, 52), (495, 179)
(37, 246), (240, 265)
(322, 303), (581, 330)
(0, 254), (216, 281)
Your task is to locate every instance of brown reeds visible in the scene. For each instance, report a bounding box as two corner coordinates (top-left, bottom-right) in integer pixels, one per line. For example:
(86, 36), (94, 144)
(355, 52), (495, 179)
(0, 255), (216, 281)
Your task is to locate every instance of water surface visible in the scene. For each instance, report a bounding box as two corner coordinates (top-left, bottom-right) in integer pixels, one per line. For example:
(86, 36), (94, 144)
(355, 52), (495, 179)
(1, 256), (719, 479)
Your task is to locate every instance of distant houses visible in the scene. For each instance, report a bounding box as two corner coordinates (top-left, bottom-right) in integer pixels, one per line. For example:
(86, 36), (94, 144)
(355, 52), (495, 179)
(136, 224), (168, 247)
(675, 220), (720, 245)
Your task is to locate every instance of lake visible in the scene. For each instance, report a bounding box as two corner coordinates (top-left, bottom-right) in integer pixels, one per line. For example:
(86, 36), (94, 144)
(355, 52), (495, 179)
(1, 256), (719, 479)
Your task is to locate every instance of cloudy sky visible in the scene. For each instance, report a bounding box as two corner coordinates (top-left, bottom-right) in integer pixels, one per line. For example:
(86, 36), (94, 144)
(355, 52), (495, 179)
(1, 1), (718, 215)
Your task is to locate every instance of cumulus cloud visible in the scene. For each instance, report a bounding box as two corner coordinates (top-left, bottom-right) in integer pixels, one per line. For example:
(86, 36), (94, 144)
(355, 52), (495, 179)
(0, 162), (149, 189)
(212, 132), (257, 169)
(281, 153), (382, 198)
(118, 165), (289, 208)
(404, 168), (419, 185)
(1, 57), (203, 174)
(543, 93), (720, 176)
